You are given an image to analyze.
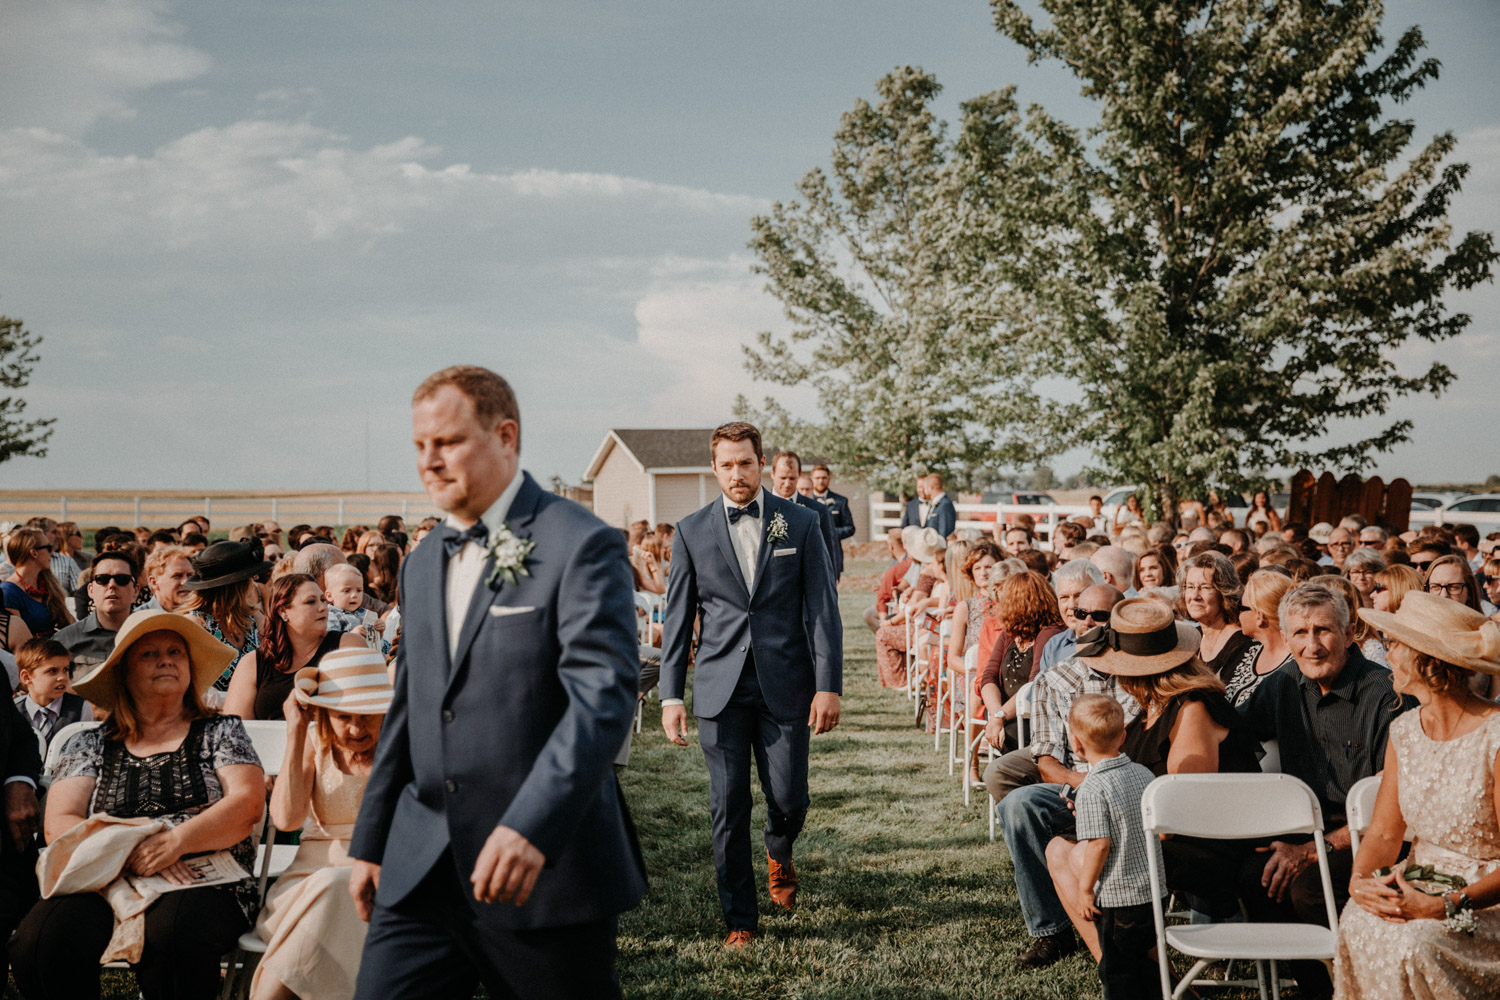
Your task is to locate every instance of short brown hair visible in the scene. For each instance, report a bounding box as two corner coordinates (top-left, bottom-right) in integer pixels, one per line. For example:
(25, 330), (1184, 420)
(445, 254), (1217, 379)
(1069, 693), (1125, 751)
(16, 638), (70, 676)
(770, 450), (801, 473)
(1399, 645), (1470, 698)
(811, 464), (829, 474)
(413, 366), (521, 446)
(710, 422), (762, 461)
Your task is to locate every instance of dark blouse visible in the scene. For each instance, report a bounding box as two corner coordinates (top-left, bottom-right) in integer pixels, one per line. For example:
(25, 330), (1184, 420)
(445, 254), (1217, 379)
(1203, 628), (1255, 682)
(1122, 689), (1260, 777)
(254, 631), (343, 721)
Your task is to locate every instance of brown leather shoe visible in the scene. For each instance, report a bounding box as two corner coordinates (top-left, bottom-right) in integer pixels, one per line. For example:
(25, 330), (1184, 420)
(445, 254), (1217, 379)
(724, 929), (757, 950)
(767, 851), (798, 911)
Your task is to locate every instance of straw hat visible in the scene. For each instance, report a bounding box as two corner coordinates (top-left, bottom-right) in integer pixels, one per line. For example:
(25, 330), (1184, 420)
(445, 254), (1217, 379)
(1359, 591), (1500, 676)
(1076, 597), (1202, 677)
(73, 609), (237, 711)
(907, 526), (947, 565)
(293, 647), (394, 714)
(1308, 522), (1334, 545)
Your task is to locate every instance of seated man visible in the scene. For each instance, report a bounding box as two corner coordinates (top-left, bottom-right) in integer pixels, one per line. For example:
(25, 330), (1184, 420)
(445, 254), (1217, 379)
(53, 551), (140, 673)
(1236, 583), (1410, 999)
(1038, 561), (1105, 673)
(991, 583), (1135, 969)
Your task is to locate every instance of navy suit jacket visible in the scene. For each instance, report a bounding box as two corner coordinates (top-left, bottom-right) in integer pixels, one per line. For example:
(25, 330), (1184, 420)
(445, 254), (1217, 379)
(927, 495), (957, 538)
(900, 498), (921, 529)
(813, 491), (854, 575)
(348, 472), (646, 929)
(661, 489), (842, 723)
(793, 492), (839, 573)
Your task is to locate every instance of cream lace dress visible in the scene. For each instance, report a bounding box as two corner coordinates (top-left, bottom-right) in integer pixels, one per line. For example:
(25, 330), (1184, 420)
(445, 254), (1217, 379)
(251, 729), (369, 1000)
(1334, 710), (1500, 998)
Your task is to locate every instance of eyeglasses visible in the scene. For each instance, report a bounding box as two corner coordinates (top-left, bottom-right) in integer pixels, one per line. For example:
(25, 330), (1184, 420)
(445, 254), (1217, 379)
(93, 573), (136, 588)
(1427, 582), (1469, 597)
(1070, 607), (1112, 623)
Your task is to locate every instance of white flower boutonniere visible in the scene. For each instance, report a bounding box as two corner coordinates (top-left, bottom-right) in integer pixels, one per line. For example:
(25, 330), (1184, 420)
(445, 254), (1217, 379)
(484, 522), (535, 588)
(767, 510), (790, 544)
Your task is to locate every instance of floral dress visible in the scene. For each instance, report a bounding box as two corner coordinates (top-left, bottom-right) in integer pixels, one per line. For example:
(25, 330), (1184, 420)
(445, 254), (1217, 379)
(188, 611), (261, 691)
(53, 715), (264, 922)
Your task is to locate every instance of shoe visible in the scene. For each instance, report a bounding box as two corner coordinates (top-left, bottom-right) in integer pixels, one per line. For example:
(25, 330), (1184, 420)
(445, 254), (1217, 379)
(1016, 931), (1076, 968)
(724, 929), (757, 950)
(767, 851), (798, 911)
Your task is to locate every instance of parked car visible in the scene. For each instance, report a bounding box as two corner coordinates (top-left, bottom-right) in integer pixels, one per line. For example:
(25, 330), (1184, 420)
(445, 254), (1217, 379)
(977, 491), (1058, 525)
(1427, 493), (1500, 537)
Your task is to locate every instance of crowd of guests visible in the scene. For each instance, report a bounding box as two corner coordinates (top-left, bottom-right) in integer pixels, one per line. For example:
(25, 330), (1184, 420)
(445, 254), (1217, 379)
(870, 490), (1500, 999)
(0, 513), (413, 999)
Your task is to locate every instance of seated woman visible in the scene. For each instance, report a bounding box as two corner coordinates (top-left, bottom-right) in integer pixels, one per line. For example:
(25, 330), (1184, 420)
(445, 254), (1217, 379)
(1180, 551), (1253, 680)
(979, 571), (1065, 754)
(1336, 593), (1500, 997)
(3, 527), (74, 638)
(179, 539), (272, 704)
(224, 574), (365, 721)
(1045, 598), (1258, 958)
(13, 609), (264, 1000)
(1372, 563), (1423, 614)
(250, 648), (393, 1000)
(1343, 547), (1386, 609)
(1223, 569), (1294, 708)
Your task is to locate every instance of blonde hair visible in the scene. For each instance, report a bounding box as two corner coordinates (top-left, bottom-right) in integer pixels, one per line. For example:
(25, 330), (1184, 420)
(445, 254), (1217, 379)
(1242, 570), (1294, 631)
(143, 544), (194, 585)
(1069, 693), (1125, 751)
(1373, 564), (1423, 613)
(945, 541), (973, 603)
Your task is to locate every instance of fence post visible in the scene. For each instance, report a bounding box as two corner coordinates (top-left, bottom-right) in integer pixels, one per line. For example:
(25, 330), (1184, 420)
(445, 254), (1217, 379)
(204, 498), (212, 520)
(401, 499), (409, 518)
(133, 497), (141, 524)
(338, 498), (345, 525)
(60, 496), (68, 521)
(271, 498), (278, 522)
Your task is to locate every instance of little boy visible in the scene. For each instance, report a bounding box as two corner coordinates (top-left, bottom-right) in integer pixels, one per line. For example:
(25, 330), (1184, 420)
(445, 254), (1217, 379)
(1069, 693), (1161, 1000)
(14, 638), (92, 750)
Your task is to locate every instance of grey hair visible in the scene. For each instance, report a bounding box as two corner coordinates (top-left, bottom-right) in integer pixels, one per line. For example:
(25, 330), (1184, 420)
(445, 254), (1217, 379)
(1089, 546), (1136, 586)
(1278, 583), (1350, 634)
(1343, 548), (1386, 575)
(992, 558), (1027, 582)
(292, 542), (347, 584)
(1181, 550), (1243, 610)
(1054, 557), (1105, 590)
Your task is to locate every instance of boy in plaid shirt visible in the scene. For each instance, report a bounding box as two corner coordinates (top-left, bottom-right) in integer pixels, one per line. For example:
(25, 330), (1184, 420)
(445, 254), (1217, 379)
(1068, 694), (1161, 999)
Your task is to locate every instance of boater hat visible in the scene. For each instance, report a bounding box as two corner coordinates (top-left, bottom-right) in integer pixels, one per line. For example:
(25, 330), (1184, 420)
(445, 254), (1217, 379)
(73, 609), (237, 711)
(293, 648), (394, 715)
(181, 539), (273, 591)
(1360, 591), (1500, 676)
(1076, 597), (1202, 677)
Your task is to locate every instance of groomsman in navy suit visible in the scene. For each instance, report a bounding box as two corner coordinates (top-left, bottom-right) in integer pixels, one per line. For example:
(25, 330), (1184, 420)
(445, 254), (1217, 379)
(661, 423), (842, 949)
(349, 366), (644, 1000)
(809, 464), (855, 579)
(769, 451), (838, 571)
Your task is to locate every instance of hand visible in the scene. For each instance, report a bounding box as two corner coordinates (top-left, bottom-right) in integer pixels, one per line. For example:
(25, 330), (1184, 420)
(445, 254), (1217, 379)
(661, 703), (690, 747)
(808, 692), (841, 735)
(470, 825), (545, 906)
(283, 688), (314, 734)
(1080, 887), (1100, 921)
(984, 715), (1005, 750)
(1256, 840), (1316, 903)
(4, 782), (40, 851)
(127, 828), (183, 877)
(349, 859), (381, 922)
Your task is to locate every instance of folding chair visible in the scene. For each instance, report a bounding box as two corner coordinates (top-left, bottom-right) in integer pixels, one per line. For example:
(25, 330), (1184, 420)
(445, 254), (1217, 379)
(933, 618), (952, 752)
(42, 720), (100, 787)
(1346, 774), (1393, 857)
(1258, 738), (1281, 774)
(1142, 773), (1338, 1000)
(1015, 680), (1035, 750)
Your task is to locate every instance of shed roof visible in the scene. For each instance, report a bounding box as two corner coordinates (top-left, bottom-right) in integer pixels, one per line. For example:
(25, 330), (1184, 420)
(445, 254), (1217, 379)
(584, 428), (714, 480)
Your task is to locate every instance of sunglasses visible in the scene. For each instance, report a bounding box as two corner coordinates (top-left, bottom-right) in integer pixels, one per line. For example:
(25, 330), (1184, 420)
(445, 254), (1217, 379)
(35, 544), (53, 553)
(93, 573), (136, 587)
(1371, 584), (1387, 594)
(1071, 607), (1112, 623)
(1412, 560), (1435, 571)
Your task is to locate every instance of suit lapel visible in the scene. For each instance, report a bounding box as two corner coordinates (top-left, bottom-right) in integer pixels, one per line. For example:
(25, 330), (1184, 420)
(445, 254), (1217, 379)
(447, 472), (542, 686)
(710, 500), (751, 597)
(749, 490), (776, 599)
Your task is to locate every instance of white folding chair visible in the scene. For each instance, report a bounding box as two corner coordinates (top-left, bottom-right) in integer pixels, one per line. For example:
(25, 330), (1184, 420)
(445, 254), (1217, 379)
(933, 618), (952, 752)
(1346, 774), (1393, 857)
(1258, 738), (1281, 774)
(633, 591), (654, 645)
(1015, 680), (1035, 750)
(1142, 773), (1338, 1000)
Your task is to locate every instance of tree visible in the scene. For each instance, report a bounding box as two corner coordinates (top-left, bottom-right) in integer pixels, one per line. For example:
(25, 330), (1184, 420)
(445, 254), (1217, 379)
(740, 67), (1061, 497)
(987, 0), (1495, 521)
(0, 316), (54, 465)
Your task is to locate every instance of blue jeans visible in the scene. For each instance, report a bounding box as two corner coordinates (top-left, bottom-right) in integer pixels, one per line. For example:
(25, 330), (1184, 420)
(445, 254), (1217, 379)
(997, 782), (1075, 938)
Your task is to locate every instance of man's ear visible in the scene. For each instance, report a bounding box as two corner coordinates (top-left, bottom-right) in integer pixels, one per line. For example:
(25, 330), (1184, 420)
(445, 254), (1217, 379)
(493, 418), (520, 453)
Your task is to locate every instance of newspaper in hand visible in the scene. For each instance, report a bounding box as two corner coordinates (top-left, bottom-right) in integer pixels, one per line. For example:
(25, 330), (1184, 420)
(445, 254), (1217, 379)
(127, 851), (249, 895)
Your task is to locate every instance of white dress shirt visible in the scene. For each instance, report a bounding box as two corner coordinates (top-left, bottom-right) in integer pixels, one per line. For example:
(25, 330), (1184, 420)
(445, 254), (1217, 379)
(724, 490), (765, 590)
(444, 471), (524, 661)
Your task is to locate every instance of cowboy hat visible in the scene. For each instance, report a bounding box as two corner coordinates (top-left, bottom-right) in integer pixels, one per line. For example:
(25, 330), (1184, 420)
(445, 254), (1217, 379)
(1360, 591), (1500, 676)
(293, 647), (394, 714)
(907, 526), (947, 564)
(181, 539), (273, 591)
(73, 609), (237, 711)
(1076, 597), (1202, 677)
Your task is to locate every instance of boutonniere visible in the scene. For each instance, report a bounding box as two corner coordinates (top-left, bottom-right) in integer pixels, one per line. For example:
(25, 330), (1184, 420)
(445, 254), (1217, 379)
(767, 510), (790, 544)
(484, 522), (535, 588)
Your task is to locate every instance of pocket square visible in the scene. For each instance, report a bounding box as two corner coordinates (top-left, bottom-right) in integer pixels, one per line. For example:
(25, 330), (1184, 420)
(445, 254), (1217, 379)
(489, 605), (537, 617)
(773, 547), (797, 557)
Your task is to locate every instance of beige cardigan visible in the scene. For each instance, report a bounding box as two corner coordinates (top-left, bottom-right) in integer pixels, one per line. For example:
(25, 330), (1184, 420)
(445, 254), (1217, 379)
(38, 814), (167, 963)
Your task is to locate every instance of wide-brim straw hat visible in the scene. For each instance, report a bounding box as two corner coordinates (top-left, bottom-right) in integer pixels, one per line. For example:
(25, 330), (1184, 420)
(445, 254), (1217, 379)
(908, 526), (947, 564)
(293, 647), (394, 714)
(73, 609), (237, 711)
(1076, 597), (1202, 677)
(182, 539), (273, 591)
(1360, 591), (1500, 676)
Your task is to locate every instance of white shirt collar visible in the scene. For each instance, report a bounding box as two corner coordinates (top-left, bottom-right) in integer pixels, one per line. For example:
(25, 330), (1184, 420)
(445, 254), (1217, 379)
(25, 694), (61, 716)
(929, 491), (946, 503)
(446, 468), (525, 537)
(722, 487), (768, 517)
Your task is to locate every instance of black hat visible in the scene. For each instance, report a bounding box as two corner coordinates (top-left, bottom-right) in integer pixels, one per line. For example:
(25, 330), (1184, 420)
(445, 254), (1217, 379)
(182, 539), (273, 591)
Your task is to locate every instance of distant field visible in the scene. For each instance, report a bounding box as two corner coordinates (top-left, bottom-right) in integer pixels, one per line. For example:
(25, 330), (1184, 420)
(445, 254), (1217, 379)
(0, 489), (442, 529)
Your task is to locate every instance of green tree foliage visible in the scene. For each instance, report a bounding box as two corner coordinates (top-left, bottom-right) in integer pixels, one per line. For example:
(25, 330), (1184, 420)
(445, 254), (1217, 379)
(987, 0), (1495, 519)
(740, 67), (1060, 496)
(0, 316), (54, 465)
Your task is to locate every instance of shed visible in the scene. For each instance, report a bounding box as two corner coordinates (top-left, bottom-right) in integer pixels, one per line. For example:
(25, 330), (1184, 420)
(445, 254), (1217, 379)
(584, 429), (717, 529)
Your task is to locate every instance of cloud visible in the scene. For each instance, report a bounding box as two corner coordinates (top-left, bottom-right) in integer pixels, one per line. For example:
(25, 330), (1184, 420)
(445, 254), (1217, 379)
(0, 0), (211, 133)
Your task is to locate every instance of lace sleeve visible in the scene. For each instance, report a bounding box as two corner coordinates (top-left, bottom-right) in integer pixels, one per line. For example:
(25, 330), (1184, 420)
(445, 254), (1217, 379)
(52, 726), (104, 781)
(206, 715), (262, 771)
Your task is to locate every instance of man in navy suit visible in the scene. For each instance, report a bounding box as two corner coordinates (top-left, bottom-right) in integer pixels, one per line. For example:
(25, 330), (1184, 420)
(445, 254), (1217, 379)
(809, 464), (855, 578)
(898, 476), (928, 530)
(349, 366), (645, 1000)
(769, 451), (838, 571)
(661, 423), (842, 949)
(923, 474), (957, 538)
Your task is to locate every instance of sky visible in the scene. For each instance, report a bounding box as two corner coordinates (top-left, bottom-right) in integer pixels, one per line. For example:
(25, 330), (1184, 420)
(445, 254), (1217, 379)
(2, 0), (1497, 493)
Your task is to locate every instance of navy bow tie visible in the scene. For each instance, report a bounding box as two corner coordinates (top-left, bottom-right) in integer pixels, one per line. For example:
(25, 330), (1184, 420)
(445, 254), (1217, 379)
(442, 521), (489, 557)
(727, 500), (760, 525)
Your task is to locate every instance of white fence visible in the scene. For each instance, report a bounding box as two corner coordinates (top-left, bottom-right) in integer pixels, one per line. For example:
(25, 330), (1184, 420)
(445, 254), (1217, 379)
(0, 494), (443, 529)
(869, 500), (1096, 548)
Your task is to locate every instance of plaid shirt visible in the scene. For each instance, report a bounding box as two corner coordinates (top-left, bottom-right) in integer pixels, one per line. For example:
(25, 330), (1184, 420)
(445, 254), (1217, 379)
(1030, 655), (1141, 772)
(50, 552), (80, 594)
(1075, 753), (1161, 908)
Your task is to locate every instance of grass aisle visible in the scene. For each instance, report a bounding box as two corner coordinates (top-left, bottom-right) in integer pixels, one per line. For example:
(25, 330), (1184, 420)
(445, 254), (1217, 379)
(618, 564), (1102, 1000)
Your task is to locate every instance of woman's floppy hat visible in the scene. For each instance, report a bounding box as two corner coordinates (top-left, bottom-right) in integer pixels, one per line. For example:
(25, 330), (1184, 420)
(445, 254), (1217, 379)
(181, 539), (273, 591)
(1360, 591), (1500, 676)
(293, 647), (394, 714)
(73, 609), (237, 711)
(1076, 597), (1202, 677)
